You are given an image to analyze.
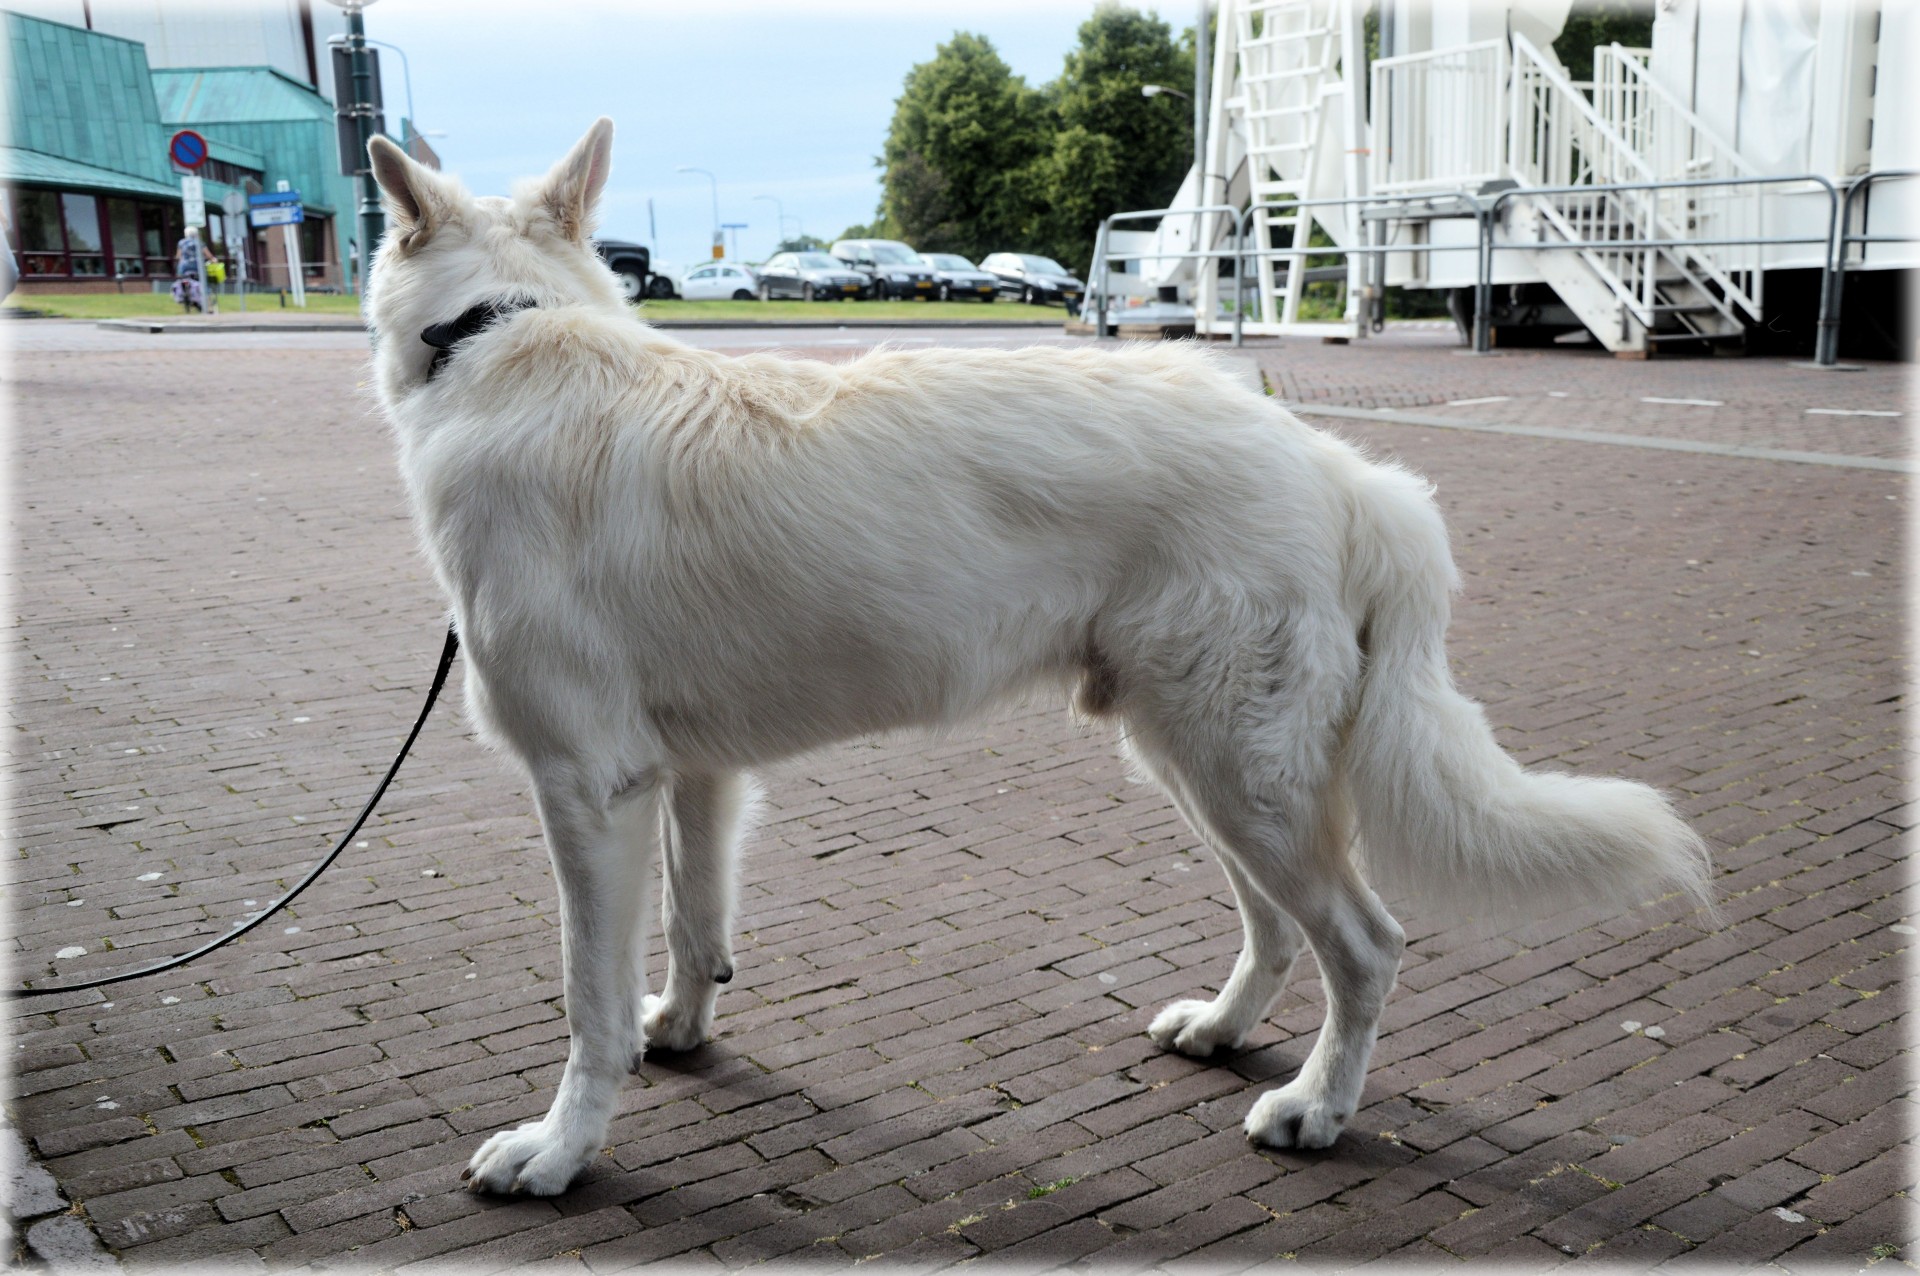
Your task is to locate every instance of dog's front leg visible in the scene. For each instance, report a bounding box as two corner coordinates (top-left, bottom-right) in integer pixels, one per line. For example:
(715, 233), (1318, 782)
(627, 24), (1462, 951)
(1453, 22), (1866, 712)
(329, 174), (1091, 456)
(465, 773), (657, 1196)
(642, 770), (751, 1052)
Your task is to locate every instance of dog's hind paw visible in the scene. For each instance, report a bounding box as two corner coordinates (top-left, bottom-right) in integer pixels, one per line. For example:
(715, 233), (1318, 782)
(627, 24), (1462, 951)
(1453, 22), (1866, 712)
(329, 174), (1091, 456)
(640, 991), (709, 1053)
(463, 1120), (595, 1196)
(1244, 1079), (1348, 1150)
(1148, 998), (1250, 1058)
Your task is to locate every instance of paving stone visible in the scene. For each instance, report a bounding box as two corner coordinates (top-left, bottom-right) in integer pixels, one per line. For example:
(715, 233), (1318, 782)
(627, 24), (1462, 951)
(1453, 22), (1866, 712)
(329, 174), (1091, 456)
(10, 326), (1904, 1268)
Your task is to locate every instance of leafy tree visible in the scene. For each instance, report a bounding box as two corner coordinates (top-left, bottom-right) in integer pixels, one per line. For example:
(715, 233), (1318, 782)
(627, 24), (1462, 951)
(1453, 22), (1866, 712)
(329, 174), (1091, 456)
(1554, 0), (1655, 81)
(1038, 3), (1194, 269)
(776, 235), (827, 252)
(878, 32), (1052, 260)
(869, 9), (1199, 275)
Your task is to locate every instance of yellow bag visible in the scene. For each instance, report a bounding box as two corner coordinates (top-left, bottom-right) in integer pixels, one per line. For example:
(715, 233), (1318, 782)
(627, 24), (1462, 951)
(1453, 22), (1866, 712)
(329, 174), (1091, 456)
(206, 259), (227, 284)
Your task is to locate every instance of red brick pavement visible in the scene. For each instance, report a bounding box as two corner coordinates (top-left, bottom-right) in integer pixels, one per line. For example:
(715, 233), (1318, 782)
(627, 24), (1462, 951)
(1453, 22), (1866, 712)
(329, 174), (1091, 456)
(6, 324), (1911, 1270)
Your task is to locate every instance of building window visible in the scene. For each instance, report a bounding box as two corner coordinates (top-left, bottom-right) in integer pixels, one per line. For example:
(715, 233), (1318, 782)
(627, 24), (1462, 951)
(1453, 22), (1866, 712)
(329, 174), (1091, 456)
(139, 203), (175, 277)
(14, 189), (65, 276)
(298, 215), (331, 277)
(106, 198), (144, 276)
(61, 192), (105, 275)
(6, 189), (189, 281)
(176, 158), (264, 189)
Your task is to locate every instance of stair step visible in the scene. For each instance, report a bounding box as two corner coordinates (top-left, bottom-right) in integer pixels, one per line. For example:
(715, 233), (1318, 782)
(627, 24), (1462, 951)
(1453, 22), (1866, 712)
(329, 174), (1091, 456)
(1242, 27), (1333, 47)
(1238, 63), (1331, 82)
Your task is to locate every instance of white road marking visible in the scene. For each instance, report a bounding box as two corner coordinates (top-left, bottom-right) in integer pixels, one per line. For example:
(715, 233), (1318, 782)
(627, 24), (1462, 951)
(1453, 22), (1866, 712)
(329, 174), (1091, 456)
(1446, 395), (1511, 406)
(1806, 408), (1902, 417)
(1641, 396), (1723, 407)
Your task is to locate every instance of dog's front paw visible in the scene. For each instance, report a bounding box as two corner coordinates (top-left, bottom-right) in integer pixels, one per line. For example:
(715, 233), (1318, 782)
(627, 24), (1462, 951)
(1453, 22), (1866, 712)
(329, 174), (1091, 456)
(1148, 998), (1248, 1058)
(463, 1120), (595, 1196)
(640, 991), (709, 1053)
(1245, 1079), (1348, 1150)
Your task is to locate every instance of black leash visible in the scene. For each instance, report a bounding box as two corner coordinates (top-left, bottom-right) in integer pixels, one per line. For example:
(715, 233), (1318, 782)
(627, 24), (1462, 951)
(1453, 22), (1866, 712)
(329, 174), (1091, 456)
(10, 625), (460, 1002)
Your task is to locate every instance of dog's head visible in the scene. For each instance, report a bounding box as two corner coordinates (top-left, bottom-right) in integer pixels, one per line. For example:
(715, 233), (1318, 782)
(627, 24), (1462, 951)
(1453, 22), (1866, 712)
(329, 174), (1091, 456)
(364, 118), (626, 388)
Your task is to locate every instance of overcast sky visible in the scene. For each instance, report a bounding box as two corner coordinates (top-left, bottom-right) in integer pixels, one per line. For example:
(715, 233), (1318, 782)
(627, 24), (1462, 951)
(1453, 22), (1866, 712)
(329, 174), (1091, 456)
(367, 0), (1183, 268)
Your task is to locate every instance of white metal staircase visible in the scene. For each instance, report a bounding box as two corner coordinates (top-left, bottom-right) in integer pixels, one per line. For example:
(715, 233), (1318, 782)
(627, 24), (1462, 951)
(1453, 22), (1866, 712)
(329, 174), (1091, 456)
(1505, 33), (1763, 353)
(1215, 0), (1360, 337)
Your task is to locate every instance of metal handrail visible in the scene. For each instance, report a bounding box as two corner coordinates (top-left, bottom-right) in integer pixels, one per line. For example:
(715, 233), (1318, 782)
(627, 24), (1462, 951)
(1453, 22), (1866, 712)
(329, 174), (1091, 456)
(1482, 172), (1839, 356)
(1091, 191), (1491, 343)
(1233, 192), (1487, 344)
(1085, 171), (1877, 362)
(1084, 203), (1245, 340)
(1819, 170), (1917, 365)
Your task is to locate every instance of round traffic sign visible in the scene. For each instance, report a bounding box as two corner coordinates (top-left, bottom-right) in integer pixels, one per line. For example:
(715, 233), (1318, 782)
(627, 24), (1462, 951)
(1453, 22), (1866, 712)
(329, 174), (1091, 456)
(169, 130), (209, 170)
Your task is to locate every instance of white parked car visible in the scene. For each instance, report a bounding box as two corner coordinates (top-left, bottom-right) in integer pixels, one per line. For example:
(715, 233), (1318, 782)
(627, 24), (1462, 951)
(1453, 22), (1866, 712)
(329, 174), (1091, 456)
(679, 262), (759, 301)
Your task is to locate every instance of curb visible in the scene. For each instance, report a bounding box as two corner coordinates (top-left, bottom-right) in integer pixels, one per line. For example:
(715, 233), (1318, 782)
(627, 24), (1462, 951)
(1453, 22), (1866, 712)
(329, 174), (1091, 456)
(92, 316), (1069, 335)
(96, 318), (362, 334)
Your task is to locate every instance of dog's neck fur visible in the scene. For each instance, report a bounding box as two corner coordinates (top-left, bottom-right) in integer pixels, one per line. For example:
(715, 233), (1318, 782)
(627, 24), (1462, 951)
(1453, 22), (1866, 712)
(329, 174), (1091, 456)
(420, 296), (537, 382)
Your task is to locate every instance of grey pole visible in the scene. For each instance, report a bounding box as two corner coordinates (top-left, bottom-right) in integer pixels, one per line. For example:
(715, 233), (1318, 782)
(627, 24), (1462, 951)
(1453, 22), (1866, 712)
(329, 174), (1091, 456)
(679, 166), (720, 257)
(754, 195), (785, 251)
(346, 5), (384, 286)
(1472, 206), (1493, 353)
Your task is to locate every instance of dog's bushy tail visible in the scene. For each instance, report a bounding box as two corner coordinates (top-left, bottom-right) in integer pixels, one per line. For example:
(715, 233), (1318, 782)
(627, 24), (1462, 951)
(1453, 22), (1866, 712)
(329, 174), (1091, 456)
(1337, 459), (1713, 919)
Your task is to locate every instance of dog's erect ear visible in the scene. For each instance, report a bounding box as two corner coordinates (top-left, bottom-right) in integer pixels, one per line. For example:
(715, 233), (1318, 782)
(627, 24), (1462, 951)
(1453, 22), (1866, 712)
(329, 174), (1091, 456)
(537, 117), (614, 243)
(368, 135), (454, 251)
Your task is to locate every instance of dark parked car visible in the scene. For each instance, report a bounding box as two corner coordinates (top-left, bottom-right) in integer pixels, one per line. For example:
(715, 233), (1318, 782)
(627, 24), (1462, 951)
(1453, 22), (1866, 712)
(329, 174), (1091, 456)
(981, 252), (1085, 310)
(592, 238), (665, 301)
(756, 251), (870, 301)
(919, 252), (999, 302)
(829, 238), (937, 299)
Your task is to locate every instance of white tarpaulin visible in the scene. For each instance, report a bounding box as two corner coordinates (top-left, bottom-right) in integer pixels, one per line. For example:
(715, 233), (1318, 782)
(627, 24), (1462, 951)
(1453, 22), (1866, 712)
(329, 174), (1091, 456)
(1736, 0), (1818, 172)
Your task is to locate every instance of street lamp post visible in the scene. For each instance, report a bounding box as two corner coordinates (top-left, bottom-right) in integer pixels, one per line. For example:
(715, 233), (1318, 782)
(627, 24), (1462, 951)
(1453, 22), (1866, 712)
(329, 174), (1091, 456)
(678, 165), (720, 259)
(753, 194), (784, 250)
(323, 0), (384, 288)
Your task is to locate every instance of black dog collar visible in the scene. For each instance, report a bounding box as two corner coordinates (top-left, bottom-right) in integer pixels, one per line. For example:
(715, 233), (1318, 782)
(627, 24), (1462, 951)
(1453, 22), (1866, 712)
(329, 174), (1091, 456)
(421, 297), (536, 381)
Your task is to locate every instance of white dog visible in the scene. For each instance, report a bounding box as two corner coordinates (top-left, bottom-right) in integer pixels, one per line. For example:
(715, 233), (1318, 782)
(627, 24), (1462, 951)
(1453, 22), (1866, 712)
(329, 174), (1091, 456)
(364, 121), (1712, 1196)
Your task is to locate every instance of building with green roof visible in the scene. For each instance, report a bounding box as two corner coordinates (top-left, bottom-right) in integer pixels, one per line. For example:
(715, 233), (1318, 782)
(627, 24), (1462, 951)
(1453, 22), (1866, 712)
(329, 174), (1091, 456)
(3, 6), (400, 295)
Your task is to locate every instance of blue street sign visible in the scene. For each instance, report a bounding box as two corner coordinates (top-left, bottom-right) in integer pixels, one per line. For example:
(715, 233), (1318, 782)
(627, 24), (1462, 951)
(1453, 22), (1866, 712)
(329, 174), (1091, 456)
(248, 190), (302, 207)
(169, 130), (208, 170)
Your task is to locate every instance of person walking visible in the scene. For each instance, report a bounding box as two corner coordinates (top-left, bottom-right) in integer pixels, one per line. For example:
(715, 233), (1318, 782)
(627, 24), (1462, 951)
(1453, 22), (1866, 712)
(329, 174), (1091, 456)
(173, 226), (213, 313)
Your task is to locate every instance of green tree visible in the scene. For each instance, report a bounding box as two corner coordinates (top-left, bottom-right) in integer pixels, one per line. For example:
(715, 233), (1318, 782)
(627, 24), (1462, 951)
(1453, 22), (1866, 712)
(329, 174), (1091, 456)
(879, 32), (1052, 259)
(1554, 0), (1656, 81)
(1036, 3), (1194, 271)
(776, 235), (827, 252)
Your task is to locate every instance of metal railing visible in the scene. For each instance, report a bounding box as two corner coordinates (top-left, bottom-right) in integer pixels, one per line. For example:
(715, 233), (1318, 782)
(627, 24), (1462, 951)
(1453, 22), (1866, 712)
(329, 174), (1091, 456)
(1086, 173), (1878, 362)
(1820, 170), (1917, 366)
(1510, 33), (1762, 331)
(1593, 45), (1755, 186)
(1084, 204), (1247, 338)
(1083, 192), (1492, 345)
(1371, 40), (1508, 194)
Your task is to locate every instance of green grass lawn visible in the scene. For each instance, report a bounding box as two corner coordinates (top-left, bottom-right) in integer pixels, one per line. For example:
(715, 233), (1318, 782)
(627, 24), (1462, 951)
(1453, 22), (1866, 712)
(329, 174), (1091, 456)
(5, 292), (1060, 324)
(4, 291), (363, 319)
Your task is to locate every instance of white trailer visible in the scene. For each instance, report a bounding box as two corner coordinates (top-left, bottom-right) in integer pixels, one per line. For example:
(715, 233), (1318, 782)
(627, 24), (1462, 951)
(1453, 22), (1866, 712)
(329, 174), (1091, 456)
(1098, 0), (1914, 357)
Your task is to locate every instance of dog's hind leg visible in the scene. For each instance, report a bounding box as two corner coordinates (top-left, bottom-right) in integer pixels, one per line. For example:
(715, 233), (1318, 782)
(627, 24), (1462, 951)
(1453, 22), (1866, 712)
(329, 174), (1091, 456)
(1131, 614), (1402, 1149)
(1127, 735), (1306, 1058)
(465, 768), (659, 1196)
(1174, 766), (1402, 1150)
(642, 770), (752, 1052)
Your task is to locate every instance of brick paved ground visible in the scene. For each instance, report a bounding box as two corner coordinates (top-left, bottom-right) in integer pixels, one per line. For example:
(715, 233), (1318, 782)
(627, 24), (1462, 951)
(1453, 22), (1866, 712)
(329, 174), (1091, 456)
(6, 322), (1912, 1271)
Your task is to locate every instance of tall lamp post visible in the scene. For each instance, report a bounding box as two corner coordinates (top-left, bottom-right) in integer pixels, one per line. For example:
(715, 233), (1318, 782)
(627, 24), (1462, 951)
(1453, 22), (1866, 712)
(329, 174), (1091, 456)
(753, 194), (785, 250)
(324, 0), (383, 286)
(678, 165), (720, 259)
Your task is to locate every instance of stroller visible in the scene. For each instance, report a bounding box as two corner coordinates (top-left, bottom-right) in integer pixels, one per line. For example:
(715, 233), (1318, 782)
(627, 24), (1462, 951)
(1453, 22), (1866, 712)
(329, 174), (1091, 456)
(171, 274), (213, 313)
